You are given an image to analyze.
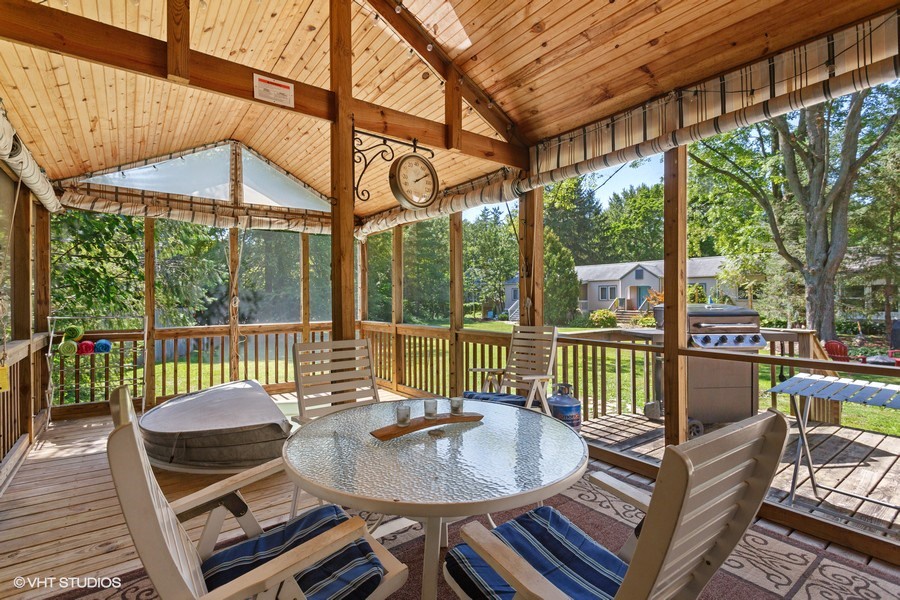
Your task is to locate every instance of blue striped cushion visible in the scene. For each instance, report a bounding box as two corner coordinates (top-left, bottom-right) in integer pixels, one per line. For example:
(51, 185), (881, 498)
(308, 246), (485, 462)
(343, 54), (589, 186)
(445, 506), (627, 600)
(462, 391), (527, 406)
(201, 504), (384, 599)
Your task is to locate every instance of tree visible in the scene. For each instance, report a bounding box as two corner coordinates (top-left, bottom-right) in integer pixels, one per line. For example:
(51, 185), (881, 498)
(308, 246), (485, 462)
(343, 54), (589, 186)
(544, 176), (611, 265)
(403, 217), (449, 323)
(543, 230), (579, 326)
(463, 207), (518, 313)
(850, 130), (900, 342)
(604, 184), (665, 261)
(690, 86), (899, 339)
(365, 230), (393, 322)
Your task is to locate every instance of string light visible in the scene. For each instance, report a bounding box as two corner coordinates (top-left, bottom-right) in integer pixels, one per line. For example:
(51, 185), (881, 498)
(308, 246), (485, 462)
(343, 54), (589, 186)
(426, 43), (433, 52)
(395, 2), (403, 14)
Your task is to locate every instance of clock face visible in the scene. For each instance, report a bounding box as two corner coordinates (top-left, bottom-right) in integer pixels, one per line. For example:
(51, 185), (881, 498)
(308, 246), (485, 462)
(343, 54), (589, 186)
(389, 154), (439, 210)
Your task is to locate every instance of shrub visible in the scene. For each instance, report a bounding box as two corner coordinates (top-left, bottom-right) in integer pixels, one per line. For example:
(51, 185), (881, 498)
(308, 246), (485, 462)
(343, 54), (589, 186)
(630, 314), (657, 328)
(687, 284), (708, 304)
(464, 301), (481, 316)
(498, 312), (509, 320)
(590, 309), (618, 328)
(835, 319), (885, 337)
(567, 313), (593, 328)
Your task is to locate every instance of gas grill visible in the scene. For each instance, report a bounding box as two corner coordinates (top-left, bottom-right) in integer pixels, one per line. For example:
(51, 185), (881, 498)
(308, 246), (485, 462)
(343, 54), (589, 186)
(649, 304), (766, 436)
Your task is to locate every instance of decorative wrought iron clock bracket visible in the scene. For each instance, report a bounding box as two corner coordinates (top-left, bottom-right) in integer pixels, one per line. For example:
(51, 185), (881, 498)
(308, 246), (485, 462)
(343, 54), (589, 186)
(352, 127), (435, 203)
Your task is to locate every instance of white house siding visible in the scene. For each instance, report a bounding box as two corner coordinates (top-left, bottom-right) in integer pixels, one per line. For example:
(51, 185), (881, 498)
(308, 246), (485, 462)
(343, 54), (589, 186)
(584, 280), (621, 312)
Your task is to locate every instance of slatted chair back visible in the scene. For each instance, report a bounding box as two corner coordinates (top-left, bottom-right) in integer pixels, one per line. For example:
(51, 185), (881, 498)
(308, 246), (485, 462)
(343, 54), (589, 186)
(106, 386), (208, 599)
(108, 384), (133, 428)
(617, 410), (788, 599)
(824, 339), (851, 362)
(293, 338), (380, 422)
(497, 325), (558, 395)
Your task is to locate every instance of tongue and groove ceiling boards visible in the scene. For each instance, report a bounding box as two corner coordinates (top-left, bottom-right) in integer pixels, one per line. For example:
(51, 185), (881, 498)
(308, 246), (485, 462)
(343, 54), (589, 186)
(0, 0), (894, 219)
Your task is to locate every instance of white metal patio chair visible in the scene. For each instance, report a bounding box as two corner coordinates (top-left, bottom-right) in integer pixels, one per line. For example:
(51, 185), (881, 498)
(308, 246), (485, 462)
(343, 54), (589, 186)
(289, 338), (381, 518)
(443, 409), (789, 600)
(106, 385), (407, 600)
(464, 325), (558, 413)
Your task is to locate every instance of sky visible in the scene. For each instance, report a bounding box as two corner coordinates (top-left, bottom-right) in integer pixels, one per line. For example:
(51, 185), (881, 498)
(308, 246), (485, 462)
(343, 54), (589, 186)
(462, 156), (665, 222)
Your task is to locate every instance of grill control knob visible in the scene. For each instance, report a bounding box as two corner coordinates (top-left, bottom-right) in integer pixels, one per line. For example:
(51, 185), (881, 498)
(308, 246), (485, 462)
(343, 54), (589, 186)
(735, 335), (745, 343)
(718, 335), (729, 345)
(750, 334), (760, 344)
(701, 335), (711, 345)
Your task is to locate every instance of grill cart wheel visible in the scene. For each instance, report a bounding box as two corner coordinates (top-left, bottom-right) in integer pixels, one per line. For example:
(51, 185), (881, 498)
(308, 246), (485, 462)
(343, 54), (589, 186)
(688, 418), (704, 439)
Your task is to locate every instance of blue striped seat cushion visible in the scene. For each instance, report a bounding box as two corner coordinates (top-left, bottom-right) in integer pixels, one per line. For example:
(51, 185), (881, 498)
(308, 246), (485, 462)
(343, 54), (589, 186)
(445, 506), (627, 600)
(462, 391), (527, 406)
(201, 504), (384, 599)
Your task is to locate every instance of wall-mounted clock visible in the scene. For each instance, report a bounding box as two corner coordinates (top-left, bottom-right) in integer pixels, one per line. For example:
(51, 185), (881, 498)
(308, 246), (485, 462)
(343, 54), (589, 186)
(389, 153), (439, 210)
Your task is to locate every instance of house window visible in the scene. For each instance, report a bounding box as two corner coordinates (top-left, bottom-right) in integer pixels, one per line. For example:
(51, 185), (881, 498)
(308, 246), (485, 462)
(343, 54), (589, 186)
(599, 286), (616, 301)
(599, 287), (607, 300)
(512, 288), (519, 300)
(635, 268), (644, 280)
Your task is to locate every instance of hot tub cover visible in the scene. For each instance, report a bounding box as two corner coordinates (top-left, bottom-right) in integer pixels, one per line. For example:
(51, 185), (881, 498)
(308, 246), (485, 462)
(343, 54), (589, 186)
(140, 380), (290, 471)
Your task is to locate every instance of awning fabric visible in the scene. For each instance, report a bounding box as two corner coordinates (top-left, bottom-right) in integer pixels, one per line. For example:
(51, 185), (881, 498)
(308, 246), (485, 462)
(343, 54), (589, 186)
(356, 10), (899, 238)
(60, 191), (331, 235)
(0, 109), (63, 212)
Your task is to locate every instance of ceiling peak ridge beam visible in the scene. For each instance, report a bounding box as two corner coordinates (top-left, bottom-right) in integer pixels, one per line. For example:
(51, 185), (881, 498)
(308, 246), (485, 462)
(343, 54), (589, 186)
(0, 0), (527, 170)
(363, 0), (529, 147)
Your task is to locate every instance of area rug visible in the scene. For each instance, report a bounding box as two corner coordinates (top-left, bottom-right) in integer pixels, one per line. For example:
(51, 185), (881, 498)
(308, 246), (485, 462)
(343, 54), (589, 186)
(50, 471), (900, 599)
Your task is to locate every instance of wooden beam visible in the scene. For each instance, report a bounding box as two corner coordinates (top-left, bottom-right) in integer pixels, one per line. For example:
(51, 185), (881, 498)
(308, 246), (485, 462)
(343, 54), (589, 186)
(365, 0), (526, 146)
(359, 240), (369, 321)
(445, 65), (463, 152)
(11, 188), (33, 441)
(330, 0), (355, 341)
(33, 204), (51, 410)
(519, 186), (544, 326)
(144, 219), (157, 407)
(663, 146), (688, 446)
(449, 212), (464, 396)
(166, 0), (190, 84)
(354, 101), (528, 169)
(0, 0), (527, 169)
(300, 233), (311, 342)
(392, 225), (404, 390)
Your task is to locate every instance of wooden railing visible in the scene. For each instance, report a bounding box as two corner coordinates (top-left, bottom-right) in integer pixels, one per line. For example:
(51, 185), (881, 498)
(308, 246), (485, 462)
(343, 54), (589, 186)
(44, 321), (836, 428)
(49, 322), (332, 407)
(0, 334), (50, 485)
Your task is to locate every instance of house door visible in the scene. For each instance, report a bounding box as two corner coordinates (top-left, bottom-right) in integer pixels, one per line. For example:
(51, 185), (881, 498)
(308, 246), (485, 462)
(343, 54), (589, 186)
(637, 286), (651, 309)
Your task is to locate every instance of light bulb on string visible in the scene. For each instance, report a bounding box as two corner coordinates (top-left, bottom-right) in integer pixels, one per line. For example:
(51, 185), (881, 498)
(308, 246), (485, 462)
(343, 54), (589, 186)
(395, 2), (402, 14)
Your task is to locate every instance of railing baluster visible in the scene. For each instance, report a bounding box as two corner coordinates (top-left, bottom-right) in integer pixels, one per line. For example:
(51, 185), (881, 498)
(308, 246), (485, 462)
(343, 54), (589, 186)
(600, 346), (607, 415)
(591, 345), (598, 419)
(615, 347), (622, 415)
(630, 347), (637, 413)
(186, 338), (192, 393)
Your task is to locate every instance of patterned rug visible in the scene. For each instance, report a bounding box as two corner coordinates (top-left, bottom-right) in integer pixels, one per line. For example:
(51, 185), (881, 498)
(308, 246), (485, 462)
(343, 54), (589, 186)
(52, 469), (900, 599)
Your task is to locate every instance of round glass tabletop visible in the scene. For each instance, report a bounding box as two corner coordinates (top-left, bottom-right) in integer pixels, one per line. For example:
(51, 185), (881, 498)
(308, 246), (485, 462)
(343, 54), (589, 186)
(283, 398), (587, 518)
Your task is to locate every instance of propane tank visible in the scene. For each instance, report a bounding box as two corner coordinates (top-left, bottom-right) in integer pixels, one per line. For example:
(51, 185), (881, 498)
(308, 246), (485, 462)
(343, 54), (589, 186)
(547, 383), (581, 431)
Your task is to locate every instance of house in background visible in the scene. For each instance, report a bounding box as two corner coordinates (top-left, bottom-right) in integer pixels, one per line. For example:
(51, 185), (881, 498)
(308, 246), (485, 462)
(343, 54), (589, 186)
(504, 256), (743, 316)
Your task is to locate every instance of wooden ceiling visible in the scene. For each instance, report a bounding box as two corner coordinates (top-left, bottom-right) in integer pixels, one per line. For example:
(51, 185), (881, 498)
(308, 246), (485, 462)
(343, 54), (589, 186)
(0, 0), (893, 217)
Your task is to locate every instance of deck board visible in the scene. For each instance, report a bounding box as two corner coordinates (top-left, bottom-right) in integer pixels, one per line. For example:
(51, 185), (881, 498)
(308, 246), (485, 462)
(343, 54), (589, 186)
(0, 392), (897, 598)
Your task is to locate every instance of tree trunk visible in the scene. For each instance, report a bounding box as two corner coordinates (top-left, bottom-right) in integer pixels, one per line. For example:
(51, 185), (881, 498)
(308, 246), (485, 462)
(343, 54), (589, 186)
(805, 271), (837, 340)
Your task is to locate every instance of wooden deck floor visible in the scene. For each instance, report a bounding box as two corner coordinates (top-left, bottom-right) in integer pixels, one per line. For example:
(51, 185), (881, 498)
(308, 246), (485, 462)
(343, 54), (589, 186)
(581, 413), (900, 536)
(0, 392), (897, 598)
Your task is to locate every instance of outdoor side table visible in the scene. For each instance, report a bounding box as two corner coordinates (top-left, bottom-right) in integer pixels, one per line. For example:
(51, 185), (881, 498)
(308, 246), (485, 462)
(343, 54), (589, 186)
(767, 373), (900, 529)
(282, 398), (588, 600)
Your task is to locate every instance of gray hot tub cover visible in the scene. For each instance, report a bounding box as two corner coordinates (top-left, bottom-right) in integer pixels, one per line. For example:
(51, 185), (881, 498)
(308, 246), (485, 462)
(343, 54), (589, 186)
(140, 379), (290, 470)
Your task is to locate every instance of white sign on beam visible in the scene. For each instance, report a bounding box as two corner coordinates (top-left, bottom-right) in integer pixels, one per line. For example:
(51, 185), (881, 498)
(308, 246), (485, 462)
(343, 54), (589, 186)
(253, 73), (295, 108)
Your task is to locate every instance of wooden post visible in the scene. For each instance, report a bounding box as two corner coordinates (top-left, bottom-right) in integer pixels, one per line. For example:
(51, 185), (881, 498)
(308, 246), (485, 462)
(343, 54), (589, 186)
(358, 240), (368, 322)
(330, 0), (355, 341)
(144, 218), (157, 406)
(449, 212), (464, 396)
(445, 65), (462, 152)
(228, 227), (241, 381)
(301, 233), (311, 342)
(663, 146), (689, 446)
(225, 140), (244, 380)
(166, 0), (190, 84)
(519, 186), (544, 326)
(33, 204), (50, 409)
(392, 225), (404, 390)
(11, 189), (33, 440)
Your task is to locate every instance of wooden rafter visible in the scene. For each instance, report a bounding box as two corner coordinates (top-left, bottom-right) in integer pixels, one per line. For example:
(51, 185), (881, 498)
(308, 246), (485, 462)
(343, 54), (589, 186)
(166, 0), (190, 84)
(364, 0), (528, 146)
(0, 0), (527, 170)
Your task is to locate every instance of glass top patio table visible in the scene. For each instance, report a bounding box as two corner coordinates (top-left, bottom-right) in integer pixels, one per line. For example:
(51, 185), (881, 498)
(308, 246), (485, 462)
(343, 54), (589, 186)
(282, 398), (588, 519)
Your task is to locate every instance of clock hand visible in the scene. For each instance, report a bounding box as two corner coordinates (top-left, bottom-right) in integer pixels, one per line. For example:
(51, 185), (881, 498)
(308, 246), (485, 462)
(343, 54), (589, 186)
(414, 175), (429, 183)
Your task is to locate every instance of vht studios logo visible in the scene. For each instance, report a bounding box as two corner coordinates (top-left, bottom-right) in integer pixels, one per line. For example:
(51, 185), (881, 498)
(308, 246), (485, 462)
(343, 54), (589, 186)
(13, 576), (122, 590)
